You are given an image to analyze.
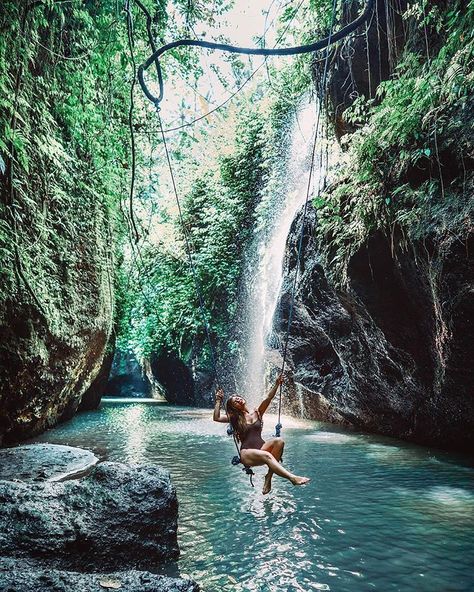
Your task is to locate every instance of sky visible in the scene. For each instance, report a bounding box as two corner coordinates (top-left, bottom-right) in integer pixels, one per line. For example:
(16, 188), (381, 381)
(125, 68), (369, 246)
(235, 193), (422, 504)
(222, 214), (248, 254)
(157, 0), (292, 126)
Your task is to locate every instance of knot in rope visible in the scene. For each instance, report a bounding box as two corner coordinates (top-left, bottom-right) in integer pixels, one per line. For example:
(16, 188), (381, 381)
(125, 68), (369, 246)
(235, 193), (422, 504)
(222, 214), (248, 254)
(244, 466), (255, 487)
(230, 455), (255, 487)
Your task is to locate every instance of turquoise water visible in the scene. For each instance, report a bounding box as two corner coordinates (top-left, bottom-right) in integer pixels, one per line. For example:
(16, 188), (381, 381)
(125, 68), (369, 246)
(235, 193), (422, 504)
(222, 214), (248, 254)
(30, 400), (474, 592)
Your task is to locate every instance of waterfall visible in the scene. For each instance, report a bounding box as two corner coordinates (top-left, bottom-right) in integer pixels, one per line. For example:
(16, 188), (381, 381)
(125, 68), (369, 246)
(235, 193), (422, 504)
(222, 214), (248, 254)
(238, 98), (325, 404)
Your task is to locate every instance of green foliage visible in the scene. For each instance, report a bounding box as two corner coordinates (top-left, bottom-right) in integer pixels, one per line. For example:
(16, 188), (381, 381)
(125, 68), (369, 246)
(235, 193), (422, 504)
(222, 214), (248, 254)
(0, 0), (220, 338)
(0, 0), (134, 329)
(314, 0), (474, 282)
(121, 100), (276, 365)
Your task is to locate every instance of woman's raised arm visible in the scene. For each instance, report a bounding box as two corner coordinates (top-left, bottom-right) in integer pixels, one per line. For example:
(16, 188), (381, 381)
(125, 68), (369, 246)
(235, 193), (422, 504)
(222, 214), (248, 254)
(257, 374), (284, 416)
(213, 388), (229, 423)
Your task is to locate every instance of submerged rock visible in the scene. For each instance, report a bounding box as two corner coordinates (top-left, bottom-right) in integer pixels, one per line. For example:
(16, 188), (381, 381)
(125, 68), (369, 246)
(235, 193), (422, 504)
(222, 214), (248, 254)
(0, 460), (179, 570)
(0, 443), (98, 482)
(0, 558), (199, 592)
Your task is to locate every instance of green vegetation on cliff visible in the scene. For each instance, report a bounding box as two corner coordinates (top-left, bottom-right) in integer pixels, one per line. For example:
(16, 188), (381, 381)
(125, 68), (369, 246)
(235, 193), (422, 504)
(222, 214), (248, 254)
(118, 89), (295, 367)
(314, 0), (474, 281)
(117, 2), (330, 367)
(0, 1), (130, 322)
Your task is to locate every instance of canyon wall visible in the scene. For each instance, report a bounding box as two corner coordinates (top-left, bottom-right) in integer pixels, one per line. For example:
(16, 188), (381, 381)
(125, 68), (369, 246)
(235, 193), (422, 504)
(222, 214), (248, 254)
(272, 0), (473, 452)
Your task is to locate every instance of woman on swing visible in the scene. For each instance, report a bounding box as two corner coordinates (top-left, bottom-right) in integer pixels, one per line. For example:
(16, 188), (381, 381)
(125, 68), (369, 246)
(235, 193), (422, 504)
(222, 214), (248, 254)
(213, 374), (310, 494)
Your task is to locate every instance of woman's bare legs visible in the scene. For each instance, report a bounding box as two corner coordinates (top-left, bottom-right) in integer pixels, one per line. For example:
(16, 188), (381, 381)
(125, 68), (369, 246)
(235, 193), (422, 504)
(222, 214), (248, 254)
(240, 448), (310, 490)
(261, 437), (285, 494)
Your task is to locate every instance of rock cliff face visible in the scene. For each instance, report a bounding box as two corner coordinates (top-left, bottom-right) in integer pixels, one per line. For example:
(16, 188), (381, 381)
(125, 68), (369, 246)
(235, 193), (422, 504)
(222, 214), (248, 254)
(147, 351), (213, 406)
(268, 0), (474, 453)
(0, 214), (114, 444)
(0, 2), (127, 444)
(272, 197), (473, 452)
(105, 349), (152, 399)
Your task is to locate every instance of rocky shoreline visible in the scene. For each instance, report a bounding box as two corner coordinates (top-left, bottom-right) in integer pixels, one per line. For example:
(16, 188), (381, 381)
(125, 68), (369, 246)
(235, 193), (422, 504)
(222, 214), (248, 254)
(0, 444), (199, 591)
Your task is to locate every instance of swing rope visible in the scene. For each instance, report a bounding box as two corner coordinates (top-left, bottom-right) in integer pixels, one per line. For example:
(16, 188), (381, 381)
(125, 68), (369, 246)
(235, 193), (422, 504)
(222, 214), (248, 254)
(133, 0), (253, 483)
(275, 0), (338, 437)
(156, 106), (254, 484)
(136, 0), (374, 480)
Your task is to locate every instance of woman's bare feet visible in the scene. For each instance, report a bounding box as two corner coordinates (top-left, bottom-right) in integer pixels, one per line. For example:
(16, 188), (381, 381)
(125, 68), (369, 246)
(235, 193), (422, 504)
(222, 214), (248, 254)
(262, 473), (272, 495)
(291, 476), (310, 486)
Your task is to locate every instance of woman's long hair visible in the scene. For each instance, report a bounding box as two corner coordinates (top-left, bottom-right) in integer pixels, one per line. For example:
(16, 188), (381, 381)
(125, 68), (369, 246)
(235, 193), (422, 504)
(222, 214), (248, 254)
(226, 397), (248, 443)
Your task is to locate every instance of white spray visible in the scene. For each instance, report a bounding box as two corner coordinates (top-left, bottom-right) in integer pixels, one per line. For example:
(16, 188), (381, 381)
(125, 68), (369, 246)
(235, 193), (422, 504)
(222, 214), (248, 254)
(239, 98), (326, 404)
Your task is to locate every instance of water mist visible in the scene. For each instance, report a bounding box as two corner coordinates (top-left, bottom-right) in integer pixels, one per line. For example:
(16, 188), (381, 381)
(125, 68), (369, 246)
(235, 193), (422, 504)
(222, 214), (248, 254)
(238, 98), (326, 405)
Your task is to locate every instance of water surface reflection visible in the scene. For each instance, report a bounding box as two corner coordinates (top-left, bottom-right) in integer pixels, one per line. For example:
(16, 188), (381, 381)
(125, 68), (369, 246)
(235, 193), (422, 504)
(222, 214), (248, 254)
(30, 401), (474, 592)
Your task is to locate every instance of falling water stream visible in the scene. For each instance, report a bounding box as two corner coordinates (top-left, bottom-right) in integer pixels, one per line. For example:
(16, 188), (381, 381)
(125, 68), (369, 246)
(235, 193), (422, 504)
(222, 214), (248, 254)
(239, 98), (334, 403)
(30, 401), (474, 592)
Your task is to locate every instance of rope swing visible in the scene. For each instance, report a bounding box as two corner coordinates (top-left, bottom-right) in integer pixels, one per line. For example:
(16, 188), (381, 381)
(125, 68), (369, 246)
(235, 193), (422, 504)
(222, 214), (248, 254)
(274, 0), (338, 438)
(156, 108), (253, 483)
(135, 0), (375, 480)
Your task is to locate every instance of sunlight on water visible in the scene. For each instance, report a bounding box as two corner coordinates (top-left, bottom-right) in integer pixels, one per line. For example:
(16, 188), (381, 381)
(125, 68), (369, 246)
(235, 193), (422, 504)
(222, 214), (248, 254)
(306, 432), (361, 444)
(394, 484), (474, 528)
(30, 402), (474, 592)
(427, 485), (474, 504)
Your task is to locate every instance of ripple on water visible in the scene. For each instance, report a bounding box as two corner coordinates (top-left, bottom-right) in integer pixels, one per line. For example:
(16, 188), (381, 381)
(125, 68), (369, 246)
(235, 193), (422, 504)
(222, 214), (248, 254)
(305, 432), (361, 444)
(27, 403), (474, 592)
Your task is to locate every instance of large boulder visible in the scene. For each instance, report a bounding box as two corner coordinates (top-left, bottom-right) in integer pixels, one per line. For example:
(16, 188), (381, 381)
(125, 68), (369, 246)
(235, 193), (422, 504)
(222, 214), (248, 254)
(148, 353), (195, 405)
(0, 460), (180, 570)
(0, 446), (198, 590)
(0, 443), (98, 482)
(145, 350), (217, 407)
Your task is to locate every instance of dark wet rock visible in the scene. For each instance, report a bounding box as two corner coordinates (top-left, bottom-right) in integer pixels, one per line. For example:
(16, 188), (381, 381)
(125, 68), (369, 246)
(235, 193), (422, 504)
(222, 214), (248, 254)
(0, 558), (199, 591)
(0, 461), (179, 570)
(79, 339), (115, 410)
(0, 444), (98, 482)
(272, 205), (474, 453)
(0, 309), (112, 445)
(313, 0), (408, 140)
(142, 358), (168, 400)
(105, 349), (151, 398)
(144, 350), (216, 407)
(149, 353), (194, 405)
